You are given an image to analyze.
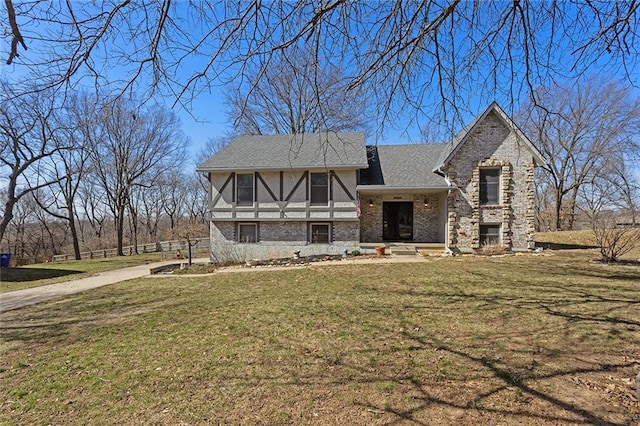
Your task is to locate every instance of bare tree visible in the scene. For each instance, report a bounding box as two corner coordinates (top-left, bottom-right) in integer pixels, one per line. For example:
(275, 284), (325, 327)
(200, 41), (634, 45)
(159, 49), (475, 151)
(4, 2), (638, 134)
(519, 78), (640, 231)
(138, 185), (164, 244)
(183, 173), (209, 225)
(173, 220), (207, 266)
(159, 171), (188, 232)
(77, 177), (110, 248)
(82, 96), (187, 255)
(579, 154), (640, 226)
(29, 190), (70, 258)
(227, 48), (370, 135)
(29, 95), (93, 260)
(0, 82), (69, 243)
(197, 135), (234, 164)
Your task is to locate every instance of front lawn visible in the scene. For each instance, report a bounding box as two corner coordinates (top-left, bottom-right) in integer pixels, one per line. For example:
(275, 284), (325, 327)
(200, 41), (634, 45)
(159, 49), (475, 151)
(0, 253), (164, 293)
(0, 251), (638, 424)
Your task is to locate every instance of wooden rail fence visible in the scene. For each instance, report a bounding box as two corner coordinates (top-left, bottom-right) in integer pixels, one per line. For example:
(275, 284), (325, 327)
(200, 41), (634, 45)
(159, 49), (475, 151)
(50, 238), (210, 262)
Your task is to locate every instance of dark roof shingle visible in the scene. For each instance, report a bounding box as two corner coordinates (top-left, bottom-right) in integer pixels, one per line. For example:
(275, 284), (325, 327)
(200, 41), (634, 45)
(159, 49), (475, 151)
(359, 144), (449, 189)
(197, 132), (368, 171)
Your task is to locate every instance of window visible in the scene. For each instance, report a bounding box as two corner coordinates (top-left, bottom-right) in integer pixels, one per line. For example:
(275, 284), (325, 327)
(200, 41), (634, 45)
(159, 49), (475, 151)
(238, 223), (258, 243)
(480, 168), (500, 205)
(480, 224), (501, 246)
(309, 223), (330, 244)
(310, 172), (329, 206)
(237, 173), (254, 206)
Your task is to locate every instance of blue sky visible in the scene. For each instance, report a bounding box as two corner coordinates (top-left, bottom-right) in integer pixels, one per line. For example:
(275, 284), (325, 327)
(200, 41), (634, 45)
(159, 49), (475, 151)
(2, 1), (638, 169)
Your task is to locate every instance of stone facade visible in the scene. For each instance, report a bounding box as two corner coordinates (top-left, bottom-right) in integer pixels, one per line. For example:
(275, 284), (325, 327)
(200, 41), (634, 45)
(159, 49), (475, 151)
(446, 111), (537, 252)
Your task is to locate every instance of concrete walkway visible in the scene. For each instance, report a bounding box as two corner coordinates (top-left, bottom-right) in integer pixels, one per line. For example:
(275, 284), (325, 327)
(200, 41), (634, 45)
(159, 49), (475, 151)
(0, 254), (434, 313)
(0, 257), (210, 313)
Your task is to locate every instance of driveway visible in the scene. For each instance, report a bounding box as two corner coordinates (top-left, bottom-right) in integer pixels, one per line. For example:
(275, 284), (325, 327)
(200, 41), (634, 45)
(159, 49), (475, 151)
(0, 258), (209, 313)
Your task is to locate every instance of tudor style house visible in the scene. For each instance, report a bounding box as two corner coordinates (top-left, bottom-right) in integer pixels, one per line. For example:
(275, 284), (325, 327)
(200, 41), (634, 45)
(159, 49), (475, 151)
(197, 103), (545, 262)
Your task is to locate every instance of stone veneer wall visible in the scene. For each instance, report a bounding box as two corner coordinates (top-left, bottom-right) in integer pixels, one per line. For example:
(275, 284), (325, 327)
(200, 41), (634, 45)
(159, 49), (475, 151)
(446, 111), (537, 252)
(469, 159), (513, 248)
(209, 220), (360, 263)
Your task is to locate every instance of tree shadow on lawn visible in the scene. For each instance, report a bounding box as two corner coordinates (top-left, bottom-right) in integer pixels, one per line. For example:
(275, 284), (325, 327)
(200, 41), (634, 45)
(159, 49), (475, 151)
(400, 264), (640, 328)
(0, 267), (83, 282)
(362, 273), (639, 423)
(1, 264), (637, 425)
(355, 330), (636, 426)
(0, 291), (186, 345)
(199, 307), (636, 425)
(535, 242), (598, 250)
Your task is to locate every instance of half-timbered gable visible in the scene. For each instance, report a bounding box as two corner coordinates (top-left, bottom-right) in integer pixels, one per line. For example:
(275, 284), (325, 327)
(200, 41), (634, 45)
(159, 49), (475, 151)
(207, 169), (359, 221)
(198, 132), (367, 262)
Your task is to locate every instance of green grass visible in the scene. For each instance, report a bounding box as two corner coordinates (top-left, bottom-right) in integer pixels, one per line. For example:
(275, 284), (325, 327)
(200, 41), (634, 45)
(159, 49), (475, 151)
(0, 253), (164, 293)
(1, 252), (638, 425)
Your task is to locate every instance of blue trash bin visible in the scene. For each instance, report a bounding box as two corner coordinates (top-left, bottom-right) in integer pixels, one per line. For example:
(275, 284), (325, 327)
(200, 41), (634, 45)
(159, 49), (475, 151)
(0, 253), (11, 267)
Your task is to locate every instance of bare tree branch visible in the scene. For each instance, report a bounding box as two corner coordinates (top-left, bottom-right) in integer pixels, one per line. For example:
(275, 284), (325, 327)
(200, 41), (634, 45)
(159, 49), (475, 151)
(3, 1), (638, 134)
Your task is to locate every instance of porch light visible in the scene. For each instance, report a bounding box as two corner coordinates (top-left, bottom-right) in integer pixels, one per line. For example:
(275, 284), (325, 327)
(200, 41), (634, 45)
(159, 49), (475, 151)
(368, 199), (374, 207)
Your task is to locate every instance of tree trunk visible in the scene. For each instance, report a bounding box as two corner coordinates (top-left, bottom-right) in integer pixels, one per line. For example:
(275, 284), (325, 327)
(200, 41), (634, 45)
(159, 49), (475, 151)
(116, 205), (125, 256)
(554, 188), (563, 231)
(0, 197), (16, 246)
(131, 217), (139, 255)
(67, 200), (82, 260)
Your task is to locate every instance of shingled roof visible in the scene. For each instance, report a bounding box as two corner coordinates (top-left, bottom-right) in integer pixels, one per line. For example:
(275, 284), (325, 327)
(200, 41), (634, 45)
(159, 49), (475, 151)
(197, 132), (368, 171)
(358, 144), (449, 189)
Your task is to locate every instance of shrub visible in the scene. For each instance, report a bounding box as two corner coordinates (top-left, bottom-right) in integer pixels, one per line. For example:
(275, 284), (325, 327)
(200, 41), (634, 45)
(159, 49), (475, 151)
(480, 244), (507, 256)
(591, 213), (639, 262)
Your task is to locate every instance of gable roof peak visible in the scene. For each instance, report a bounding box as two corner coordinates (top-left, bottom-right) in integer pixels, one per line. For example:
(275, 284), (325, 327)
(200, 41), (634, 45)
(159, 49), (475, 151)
(434, 102), (546, 172)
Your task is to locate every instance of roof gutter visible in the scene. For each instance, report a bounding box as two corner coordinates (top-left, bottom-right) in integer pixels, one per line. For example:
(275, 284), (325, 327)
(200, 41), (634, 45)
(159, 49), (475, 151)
(197, 164), (368, 173)
(356, 185), (452, 192)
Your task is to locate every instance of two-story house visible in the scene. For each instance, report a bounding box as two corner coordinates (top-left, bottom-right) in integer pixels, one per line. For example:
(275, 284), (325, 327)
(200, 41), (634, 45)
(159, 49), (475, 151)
(197, 103), (546, 263)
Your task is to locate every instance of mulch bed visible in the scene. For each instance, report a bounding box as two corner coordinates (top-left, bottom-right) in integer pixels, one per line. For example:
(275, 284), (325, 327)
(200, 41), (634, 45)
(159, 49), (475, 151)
(245, 254), (383, 268)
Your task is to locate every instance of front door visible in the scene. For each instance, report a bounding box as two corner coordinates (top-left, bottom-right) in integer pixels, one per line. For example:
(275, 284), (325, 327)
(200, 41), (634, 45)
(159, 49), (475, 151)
(383, 202), (413, 241)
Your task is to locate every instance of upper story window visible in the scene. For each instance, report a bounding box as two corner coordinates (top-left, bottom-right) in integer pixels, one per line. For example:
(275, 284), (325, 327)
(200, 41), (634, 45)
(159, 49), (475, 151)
(236, 173), (254, 206)
(479, 168), (500, 205)
(310, 172), (329, 206)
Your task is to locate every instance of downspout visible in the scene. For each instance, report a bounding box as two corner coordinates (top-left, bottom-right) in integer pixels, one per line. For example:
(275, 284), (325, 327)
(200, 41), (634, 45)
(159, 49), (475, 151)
(435, 165), (455, 255)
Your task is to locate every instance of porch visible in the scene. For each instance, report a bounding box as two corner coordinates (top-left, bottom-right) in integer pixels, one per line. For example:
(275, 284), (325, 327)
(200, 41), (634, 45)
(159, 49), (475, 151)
(358, 191), (449, 246)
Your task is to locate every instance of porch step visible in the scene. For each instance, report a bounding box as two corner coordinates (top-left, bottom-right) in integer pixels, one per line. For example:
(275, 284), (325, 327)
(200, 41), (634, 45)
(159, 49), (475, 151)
(388, 244), (418, 256)
(415, 243), (447, 256)
(360, 243), (446, 256)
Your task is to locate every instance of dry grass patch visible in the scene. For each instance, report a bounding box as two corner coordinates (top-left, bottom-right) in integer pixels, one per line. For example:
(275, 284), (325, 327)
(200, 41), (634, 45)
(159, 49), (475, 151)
(1, 252), (638, 425)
